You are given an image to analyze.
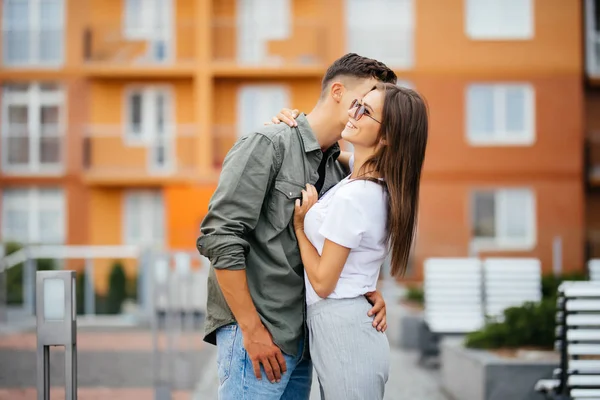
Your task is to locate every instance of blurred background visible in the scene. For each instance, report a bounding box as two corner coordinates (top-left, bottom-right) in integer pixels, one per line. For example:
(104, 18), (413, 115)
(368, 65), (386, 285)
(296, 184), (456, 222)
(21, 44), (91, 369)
(0, 0), (596, 399)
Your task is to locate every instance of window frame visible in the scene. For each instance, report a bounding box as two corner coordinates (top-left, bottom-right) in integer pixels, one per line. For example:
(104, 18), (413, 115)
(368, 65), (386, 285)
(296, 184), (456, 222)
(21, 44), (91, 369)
(1, 187), (66, 244)
(1, 83), (66, 175)
(464, 0), (534, 41)
(470, 188), (537, 251)
(466, 83), (536, 146)
(2, 0), (65, 67)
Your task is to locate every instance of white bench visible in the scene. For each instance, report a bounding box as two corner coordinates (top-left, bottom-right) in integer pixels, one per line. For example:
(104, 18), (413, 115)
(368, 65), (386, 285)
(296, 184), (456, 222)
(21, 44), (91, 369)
(483, 258), (542, 319)
(419, 258), (484, 362)
(589, 259), (600, 281)
(535, 281), (600, 400)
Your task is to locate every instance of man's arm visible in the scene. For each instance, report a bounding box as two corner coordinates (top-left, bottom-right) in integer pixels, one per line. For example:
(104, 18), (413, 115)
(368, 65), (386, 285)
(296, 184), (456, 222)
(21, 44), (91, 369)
(197, 133), (286, 383)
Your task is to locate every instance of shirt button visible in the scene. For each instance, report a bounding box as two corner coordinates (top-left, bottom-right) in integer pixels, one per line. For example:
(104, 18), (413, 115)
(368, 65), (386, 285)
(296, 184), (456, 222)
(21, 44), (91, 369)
(289, 192), (293, 196)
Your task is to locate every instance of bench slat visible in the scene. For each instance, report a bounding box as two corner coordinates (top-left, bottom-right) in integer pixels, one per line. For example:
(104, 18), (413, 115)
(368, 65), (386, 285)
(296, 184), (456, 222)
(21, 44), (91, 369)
(569, 360), (600, 372)
(567, 315), (600, 327)
(571, 388), (600, 397)
(567, 301), (600, 312)
(567, 329), (600, 341)
(568, 344), (600, 356)
(568, 375), (600, 386)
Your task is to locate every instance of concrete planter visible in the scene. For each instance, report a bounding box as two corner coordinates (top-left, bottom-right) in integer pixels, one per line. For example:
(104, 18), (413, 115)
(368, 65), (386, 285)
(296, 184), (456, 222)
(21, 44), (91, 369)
(441, 338), (558, 400)
(398, 304), (424, 350)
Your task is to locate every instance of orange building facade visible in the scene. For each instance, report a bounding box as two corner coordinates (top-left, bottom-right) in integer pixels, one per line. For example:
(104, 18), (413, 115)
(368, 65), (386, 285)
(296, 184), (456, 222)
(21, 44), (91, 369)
(0, 0), (588, 287)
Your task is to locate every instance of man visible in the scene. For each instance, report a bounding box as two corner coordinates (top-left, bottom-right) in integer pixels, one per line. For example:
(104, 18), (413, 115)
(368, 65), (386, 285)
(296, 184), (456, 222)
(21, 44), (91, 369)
(197, 53), (398, 399)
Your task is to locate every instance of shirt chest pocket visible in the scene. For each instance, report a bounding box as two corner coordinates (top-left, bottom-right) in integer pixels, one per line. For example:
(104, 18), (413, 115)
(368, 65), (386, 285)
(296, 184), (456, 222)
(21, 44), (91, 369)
(267, 179), (305, 231)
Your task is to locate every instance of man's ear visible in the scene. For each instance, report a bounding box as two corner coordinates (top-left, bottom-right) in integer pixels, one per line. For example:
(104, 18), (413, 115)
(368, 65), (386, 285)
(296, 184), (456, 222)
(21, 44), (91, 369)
(330, 82), (344, 103)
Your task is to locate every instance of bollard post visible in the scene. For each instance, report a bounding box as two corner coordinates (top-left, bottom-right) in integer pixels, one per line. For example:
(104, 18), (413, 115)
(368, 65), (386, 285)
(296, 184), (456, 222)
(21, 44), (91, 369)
(36, 270), (77, 400)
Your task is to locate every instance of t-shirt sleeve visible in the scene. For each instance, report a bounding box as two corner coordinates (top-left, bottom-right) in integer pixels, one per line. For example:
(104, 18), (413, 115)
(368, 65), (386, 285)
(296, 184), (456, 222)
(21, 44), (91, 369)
(318, 185), (367, 249)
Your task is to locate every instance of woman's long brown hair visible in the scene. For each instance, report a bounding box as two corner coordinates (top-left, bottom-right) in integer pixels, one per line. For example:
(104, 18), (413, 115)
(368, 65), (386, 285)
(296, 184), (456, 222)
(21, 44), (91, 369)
(355, 83), (429, 277)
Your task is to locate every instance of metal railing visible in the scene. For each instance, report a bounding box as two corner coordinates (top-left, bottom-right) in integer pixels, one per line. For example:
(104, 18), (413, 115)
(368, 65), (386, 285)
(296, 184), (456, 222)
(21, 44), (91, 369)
(83, 22), (195, 66)
(212, 18), (328, 66)
(83, 125), (198, 178)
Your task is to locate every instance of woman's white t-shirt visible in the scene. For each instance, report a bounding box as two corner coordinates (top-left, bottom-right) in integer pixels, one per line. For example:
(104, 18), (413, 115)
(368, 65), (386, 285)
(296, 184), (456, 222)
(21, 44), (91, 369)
(303, 158), (388, 306)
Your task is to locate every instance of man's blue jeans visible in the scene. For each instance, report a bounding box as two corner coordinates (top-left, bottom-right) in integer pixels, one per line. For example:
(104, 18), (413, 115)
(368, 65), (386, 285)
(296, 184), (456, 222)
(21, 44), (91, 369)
(216, 323), (312, 400)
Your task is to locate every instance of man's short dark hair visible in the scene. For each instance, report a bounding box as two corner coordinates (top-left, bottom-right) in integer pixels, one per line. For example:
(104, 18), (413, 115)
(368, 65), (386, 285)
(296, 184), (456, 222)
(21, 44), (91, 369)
(321, 53), (397, 94)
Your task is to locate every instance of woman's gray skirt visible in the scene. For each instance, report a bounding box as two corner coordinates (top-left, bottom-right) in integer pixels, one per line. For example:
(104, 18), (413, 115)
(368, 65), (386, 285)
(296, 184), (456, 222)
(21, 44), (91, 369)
(307, 296), (390, 400)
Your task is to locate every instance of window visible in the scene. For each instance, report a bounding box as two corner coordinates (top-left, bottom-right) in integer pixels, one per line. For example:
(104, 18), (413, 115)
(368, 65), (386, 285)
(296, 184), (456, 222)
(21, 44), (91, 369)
(123, 0), (172, 61)
(236, 0), (291, 64)
(465, 0), (533, 40)
(466, 84), (535, 146)
(471, 189), (536, 250)
(123, 190), (165, 247)
(2, 0), (64, 66)
(237, 85), (290, 138)
(1, 83), (65, 173)
(346, 0), (414, 68)
(1, 188), (65, 244)
(124, 86), (174, 172)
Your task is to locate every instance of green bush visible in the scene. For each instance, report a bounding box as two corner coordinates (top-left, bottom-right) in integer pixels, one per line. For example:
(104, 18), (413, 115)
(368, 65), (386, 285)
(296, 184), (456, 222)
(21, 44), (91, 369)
(4, 242), (55, 305)
(465, 298), (557, 350)
(106, 261), (127, 314)
(405, 285), (424, 304)
(541, 271), (588, 300)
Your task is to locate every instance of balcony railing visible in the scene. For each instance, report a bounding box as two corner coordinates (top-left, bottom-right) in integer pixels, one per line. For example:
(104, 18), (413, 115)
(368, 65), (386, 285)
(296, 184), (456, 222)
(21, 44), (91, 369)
(83, 125), (197, 180)
(1, 126), (65, 174)
(212, 18), (328, 67)
(83, 22), (195, 66)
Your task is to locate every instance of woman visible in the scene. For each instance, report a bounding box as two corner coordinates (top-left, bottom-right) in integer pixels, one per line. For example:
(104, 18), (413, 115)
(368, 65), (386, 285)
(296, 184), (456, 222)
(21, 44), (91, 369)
(276, 83), (428, 399)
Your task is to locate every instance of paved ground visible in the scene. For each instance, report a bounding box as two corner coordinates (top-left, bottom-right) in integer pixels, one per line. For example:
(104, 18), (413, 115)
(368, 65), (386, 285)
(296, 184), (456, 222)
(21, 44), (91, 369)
(0, 328), (210, 400)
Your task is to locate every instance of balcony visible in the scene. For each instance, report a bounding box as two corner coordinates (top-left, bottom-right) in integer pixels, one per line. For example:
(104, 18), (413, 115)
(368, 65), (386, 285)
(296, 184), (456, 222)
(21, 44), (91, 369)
(82, 22), (195, 77)
(211, 18), (328, 76)
(82, 125), (198, 185)
(586, 0), (600, 79)
(1, 126), (64, 176)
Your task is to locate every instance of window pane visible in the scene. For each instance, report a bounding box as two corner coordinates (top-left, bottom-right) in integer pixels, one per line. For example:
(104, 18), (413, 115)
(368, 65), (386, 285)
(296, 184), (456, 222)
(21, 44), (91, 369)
(2, 190), (30, 243)
(152, 194), (164, 243)
(503, 190), (531, 240)
(6, 105), (29, 165)
(505, 87), (526, 134)
(4, 0), (30, 63)
(129, 93), (143, 136)
(39, 0), (63, 63)
(468, 86), (494, 137)
(473, 192), (495, 238)
(346, 0), (413, 67)
(38, 189), (65, 243)
(466, 0), (532, 39)
(125, 194), (142, 243)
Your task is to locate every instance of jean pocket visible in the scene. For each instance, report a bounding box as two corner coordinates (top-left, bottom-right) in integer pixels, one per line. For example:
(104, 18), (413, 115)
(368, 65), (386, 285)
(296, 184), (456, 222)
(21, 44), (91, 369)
(216, 324), (238, 385)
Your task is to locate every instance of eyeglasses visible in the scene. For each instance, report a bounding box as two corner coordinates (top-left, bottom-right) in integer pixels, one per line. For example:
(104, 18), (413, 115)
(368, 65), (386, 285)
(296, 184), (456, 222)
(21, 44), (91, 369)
(350, 99), (381, 124)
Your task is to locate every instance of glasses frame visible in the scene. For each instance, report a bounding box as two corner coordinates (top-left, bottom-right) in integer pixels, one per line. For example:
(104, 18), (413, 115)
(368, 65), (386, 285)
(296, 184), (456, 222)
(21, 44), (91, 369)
(350, 99), (381, 124)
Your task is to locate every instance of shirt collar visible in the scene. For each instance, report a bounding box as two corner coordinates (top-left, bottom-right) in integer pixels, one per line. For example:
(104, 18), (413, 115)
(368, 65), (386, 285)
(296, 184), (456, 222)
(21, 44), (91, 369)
(295, 113), (341, 158)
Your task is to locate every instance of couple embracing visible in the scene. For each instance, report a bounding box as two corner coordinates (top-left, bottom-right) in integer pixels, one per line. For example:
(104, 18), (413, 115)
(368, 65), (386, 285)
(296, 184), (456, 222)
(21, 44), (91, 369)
(197, 53), (429, 400)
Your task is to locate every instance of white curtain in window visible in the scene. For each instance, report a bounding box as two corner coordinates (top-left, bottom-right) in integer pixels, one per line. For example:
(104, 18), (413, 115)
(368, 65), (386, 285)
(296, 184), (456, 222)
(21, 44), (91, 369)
(466, 0), (533, 39)
(237, 85), (290, 138)
(236, 0), (291, 64)
(124, 191), (165, 247)
(346, 0), (414, 68)
(499, 189), (533, 241)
